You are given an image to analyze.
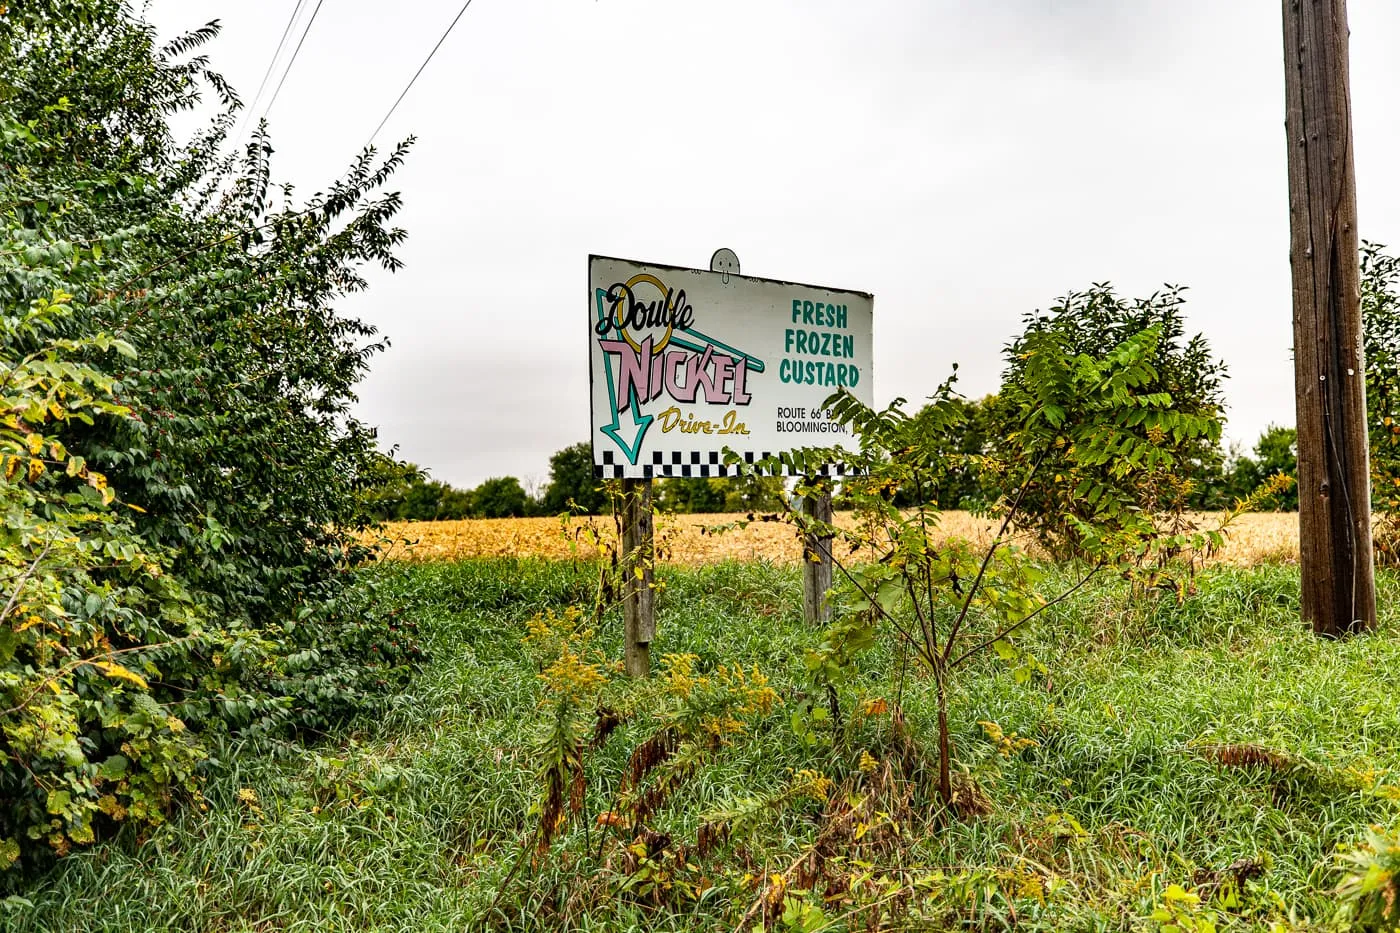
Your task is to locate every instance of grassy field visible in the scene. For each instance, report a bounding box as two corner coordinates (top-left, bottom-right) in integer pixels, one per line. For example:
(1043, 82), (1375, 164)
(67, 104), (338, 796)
(9, 556), (1400, 931)
(370, 511), (1303, 566)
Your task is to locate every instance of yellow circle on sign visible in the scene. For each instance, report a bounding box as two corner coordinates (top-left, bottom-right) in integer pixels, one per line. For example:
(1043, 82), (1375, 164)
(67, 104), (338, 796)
(619, 273), (674, 354)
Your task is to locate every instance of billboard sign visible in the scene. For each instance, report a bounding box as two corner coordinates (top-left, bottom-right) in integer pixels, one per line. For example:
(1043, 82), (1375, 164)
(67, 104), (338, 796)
(589, 255), (874, 478)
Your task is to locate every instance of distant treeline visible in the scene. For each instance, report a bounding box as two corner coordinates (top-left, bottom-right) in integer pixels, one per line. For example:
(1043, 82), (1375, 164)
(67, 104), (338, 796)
(361, 442), (788, 521)
(364, 419), (1299, 522)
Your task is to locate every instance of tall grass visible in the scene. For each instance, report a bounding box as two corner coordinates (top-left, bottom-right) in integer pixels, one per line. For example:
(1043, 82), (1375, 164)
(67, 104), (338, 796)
(8, 559), (1399, 931)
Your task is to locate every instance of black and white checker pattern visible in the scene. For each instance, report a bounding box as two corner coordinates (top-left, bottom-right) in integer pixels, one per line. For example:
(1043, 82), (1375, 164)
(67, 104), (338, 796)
(595, 448), (849, 479)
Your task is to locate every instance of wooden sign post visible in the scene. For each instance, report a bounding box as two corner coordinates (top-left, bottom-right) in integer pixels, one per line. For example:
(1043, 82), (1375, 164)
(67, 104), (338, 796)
(1282, 0), (1376, 636)
(620, 477), (654, 677)
(801, 481), (834, 627)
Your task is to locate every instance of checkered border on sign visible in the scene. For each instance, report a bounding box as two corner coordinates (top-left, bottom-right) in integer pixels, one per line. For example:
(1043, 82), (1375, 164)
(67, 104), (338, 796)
(595, 449), (850, 479)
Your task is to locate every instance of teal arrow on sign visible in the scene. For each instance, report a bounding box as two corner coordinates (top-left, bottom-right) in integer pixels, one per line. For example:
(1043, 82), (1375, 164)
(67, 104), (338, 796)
(596, 288), (653, 465)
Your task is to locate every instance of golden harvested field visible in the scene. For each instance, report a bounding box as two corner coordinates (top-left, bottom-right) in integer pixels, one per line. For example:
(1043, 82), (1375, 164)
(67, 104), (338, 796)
(369, 511), (1302, 566)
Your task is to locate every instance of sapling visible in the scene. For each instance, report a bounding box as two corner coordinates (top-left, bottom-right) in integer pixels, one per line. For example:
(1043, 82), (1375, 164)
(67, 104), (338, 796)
(750, 324), (1240, 808)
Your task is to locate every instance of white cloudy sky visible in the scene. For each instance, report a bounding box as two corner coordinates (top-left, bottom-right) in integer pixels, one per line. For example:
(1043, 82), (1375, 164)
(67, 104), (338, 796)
(145, 0), (1400, 491)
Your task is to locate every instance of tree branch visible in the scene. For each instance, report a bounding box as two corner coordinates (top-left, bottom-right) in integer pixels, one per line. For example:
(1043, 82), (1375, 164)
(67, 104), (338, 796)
(949, 562), (1104, 669)
(0, 538), (53, 625)
(1, 637), (196, 719)
(941, 448), (1049, 661)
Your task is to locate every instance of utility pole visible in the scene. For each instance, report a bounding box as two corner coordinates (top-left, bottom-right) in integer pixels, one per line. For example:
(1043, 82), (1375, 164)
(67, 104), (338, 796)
(1282, 0), (1375, 636)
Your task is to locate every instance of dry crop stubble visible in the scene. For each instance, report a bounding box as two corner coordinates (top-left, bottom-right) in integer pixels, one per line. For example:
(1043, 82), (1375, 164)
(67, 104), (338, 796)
(368, 511), (1302, 566)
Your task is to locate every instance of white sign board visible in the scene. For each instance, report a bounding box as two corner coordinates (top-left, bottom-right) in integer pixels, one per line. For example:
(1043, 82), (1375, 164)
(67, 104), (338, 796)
(589, 255), (874, 478)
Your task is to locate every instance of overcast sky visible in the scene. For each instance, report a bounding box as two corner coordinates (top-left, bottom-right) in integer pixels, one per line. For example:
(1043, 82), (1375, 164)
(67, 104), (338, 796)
(145, 0), (1400, 492)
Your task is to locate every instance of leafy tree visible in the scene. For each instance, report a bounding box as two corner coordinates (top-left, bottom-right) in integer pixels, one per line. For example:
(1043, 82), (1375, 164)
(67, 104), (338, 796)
(724, 474), (785, 513)
(472, 476), (530, 518)
(1246, 426), (1299, 510)
(1182, 442), (1232, 510)
(358, 453), (420, 519)
(656, 478), (729, 514)
(361, 456), (474, 521)
(987, 285), (1226, 556)
(407, 478), (475, 520)
(542, 442), (606, 515)
(892, 391), (995, 510)
(1, 2), (423, 868)
(1190, 426), (1298, 511)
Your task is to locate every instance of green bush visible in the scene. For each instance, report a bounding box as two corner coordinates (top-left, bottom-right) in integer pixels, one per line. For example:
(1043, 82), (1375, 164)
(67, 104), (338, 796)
(1362, 242), (1400, 563)
(0, 278), (209, 869)
(988, 284), (1227, 556)
(1, 2), (423, 870)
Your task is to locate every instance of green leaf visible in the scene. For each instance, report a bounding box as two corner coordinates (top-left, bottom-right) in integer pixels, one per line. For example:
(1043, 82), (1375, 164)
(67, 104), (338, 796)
(45, 790), (72, 816)
(97, 755), (129, 781)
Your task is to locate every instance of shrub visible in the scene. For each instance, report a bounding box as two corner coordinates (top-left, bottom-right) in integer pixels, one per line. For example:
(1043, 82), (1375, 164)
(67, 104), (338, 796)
(1, 2), (423, 870)
(988, 284), (1226, 557)
(1, 284), (209, 868)
(1361, 242), (1400, 563)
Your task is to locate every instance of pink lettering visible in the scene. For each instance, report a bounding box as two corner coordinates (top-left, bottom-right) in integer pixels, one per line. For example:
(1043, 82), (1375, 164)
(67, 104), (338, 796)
(732, 358), (751, 405)
(599, 338), (755, 410)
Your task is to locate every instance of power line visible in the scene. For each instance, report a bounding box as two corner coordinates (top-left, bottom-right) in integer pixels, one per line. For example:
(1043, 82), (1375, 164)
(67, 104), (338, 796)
(365, 0), (475, 150)
(230, 0), (309, 150)
(262, 0), (328, 122)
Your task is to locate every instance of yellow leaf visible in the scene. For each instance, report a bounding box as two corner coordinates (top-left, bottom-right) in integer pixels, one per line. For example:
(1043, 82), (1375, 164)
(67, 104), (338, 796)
(97, 795), (127, 821)
(27, 458), (45, 482)
(26, 433), (44, 455)
(0, 838), (17, 870)
(90, 660), (149, 690)
(861, 697), (889, 716)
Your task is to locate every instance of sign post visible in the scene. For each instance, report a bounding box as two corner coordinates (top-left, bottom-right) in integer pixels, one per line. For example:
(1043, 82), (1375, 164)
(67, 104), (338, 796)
(619, 477), (654, 677)
(801, 480), (834, 627)
(589, 253), (873, 668)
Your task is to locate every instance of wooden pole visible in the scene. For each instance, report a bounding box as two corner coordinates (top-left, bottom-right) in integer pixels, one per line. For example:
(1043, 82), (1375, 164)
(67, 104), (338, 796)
(801, 482), (834, 626)
(1282, 0), (1376, 636)
(620, 477), (654, 675)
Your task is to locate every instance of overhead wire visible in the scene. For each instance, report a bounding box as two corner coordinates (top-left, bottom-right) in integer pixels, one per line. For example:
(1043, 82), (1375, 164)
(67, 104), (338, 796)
(228, 0), (309, 151)
(262, 0), (329, 122)
(123, 0), (458, 287)
(364, 0), (476, 150)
